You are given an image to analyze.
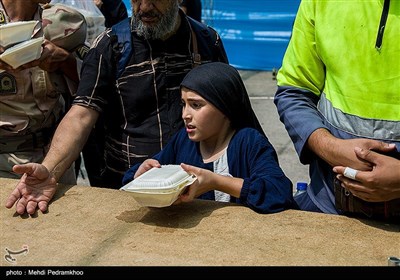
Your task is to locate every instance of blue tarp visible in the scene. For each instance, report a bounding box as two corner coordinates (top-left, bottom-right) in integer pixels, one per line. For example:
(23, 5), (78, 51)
(122, 0), (132, 16)
(122, 0), (300, 71)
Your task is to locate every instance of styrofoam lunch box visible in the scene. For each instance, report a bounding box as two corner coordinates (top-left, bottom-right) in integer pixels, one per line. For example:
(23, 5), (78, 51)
(0, 20), (38, 47)
(0, 37), (44, 69)
(120, 165), (197, 207)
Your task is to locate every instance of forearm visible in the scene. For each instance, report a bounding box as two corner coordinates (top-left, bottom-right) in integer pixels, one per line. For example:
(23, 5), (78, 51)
(307, 128), (342, 167)
(211, 173), (243, 198)
(308, 128), (395, 170)
(42, 106), (98, 182)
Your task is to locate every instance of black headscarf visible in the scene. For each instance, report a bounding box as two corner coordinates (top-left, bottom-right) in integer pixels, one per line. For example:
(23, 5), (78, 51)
(180, 62), (265, 136)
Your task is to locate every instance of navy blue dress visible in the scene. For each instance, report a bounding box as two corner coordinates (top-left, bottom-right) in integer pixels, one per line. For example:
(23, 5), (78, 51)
(123, 127), (295, 214)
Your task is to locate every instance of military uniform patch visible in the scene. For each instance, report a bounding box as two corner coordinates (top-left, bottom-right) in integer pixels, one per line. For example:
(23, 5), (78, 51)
(75, 44), (90, 60)
(0, 72), (17, 95)
(0, 11), (6, 24)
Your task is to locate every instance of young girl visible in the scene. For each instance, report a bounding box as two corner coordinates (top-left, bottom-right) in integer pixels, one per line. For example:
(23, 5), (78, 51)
(123, 62), (295, 214)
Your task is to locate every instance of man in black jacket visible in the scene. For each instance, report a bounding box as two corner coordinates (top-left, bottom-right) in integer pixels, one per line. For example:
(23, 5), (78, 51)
(77, 0), (129, 186)
(6, 0), (229, 215)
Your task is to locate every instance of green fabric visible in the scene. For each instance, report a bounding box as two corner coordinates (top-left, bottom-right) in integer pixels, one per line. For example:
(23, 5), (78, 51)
(277, 0), (400, 121)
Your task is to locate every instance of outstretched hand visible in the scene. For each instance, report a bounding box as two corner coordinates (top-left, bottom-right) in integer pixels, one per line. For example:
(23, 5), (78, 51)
(5, 163), (57, 215)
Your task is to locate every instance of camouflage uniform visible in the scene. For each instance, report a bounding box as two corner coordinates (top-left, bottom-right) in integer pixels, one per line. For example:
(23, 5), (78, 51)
(0, 3), (87, 183)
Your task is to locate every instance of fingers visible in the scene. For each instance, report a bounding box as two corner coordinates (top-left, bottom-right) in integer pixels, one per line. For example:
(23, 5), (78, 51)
(178, 184), (195, 203)
(343, 167), (358, 180)
(147, 159), (161, 168)
(333, 166), (359, 182)
(332, 166), (345, 174)
(180, 163), (190, 171)
(38, 201), (48, 213)
(134, 160), (160, 179)
(354, 147), (374, 161)
(353, 146), (397, 167)
(179, 192), (194, 203)
(180, 163), (197, 176)
(172, 197), (182, 205)
(5, 188), (22, 209)
(12, 164), (33, 175)
(13, 164), (51, 181)
(13, 198), (46, 215)
(26, 200), (38, 215)
(356, 141), (396, 159)
(333, 145), (393, 175)
(6, 191), (48, 215)
(372, 142), (396, 152)
(353, 146), (392, 166)
(335, 172), (373, 199)
(15, 197), (29, 215)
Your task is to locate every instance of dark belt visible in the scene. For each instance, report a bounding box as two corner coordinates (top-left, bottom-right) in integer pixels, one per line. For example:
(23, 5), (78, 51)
(0, 130), (52, 153)
(334, 178), (400, 222)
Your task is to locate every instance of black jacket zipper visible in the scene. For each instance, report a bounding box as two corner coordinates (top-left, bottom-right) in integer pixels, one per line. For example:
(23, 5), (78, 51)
(375, 0), (390, 51)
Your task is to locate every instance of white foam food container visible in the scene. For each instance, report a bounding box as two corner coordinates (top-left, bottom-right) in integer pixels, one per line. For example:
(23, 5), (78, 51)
(0, 37), (44, 69)
(0, 20), (38, 47)
(120, 165), (197, 207)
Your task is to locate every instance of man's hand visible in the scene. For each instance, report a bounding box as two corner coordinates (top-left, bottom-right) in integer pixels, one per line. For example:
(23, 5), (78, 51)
(17, 39), (71, 72)
(333, 146), (400, 202)
(308, 128), (397, 171)
(0, 39), (79, 81)
(5, 163), (57, 215)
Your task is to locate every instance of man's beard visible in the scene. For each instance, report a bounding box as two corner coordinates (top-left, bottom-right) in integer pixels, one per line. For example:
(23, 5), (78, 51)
(132, 2), (180, 40)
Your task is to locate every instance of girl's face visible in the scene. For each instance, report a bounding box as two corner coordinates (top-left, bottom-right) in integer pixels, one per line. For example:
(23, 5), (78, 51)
(181, 87), (230, 143)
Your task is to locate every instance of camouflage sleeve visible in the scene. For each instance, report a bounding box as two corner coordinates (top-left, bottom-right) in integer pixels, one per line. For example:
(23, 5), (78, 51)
(42, 3), (87, 52)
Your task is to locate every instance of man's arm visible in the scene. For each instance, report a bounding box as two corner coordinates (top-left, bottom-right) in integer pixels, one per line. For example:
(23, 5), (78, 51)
(307, 128), (396, 172)
(42, 105), (99, 181)
(6, 105), (99, 215)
